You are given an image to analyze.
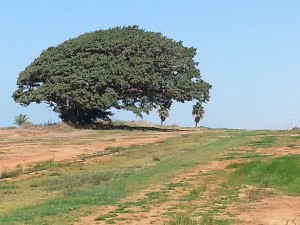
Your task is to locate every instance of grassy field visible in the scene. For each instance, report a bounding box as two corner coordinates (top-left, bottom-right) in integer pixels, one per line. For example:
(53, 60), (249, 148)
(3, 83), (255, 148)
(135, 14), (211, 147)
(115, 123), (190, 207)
(0, 126), (299, 225)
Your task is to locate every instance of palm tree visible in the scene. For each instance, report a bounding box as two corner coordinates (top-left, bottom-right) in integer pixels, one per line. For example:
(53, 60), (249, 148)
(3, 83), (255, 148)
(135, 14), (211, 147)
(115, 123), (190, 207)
(192, 102), (204, 127)
(158, 107), (169, 125)
(14, 114), (29, 127)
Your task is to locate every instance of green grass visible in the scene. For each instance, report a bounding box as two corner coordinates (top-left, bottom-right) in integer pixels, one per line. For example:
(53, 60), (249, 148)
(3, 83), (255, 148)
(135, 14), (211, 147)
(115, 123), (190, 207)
(29, 160), (67, 172)
(181, 186), (206, 201)
(145, 191), (168, 202)
(225, 162), (247, 169)
(0, 160), (68, 179)
(230, 155), (300, 195)
(166, 215), (230, 225)
(249, 136), (276, 148)
(166, 182), (187, 190)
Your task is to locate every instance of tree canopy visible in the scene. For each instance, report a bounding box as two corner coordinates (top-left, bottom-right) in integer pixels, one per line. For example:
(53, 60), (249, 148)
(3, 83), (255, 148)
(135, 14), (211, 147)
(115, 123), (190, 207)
(13, 26), (212, 124)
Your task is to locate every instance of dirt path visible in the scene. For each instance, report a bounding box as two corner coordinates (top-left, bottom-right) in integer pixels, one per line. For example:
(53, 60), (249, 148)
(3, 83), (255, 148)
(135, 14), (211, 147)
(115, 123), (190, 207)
(0, 126), (189, 173)
(75, 144), (300, 225)
(74, 158), (245, 225)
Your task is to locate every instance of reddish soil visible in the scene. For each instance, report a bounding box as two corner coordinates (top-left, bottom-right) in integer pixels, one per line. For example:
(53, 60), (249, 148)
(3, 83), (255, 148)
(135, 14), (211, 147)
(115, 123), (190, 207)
(257, 146), (300, 156)
(229, 196), (300, 225)
(0, 126), (187, 174)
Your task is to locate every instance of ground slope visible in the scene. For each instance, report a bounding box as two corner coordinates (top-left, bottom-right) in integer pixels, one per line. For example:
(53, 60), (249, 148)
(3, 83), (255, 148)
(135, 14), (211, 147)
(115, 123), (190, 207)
(0, 126), (299, 225)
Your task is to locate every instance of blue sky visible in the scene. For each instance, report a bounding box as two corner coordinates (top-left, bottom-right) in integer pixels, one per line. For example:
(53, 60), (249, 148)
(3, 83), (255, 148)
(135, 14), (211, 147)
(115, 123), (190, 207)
(1, 0), (300, 129)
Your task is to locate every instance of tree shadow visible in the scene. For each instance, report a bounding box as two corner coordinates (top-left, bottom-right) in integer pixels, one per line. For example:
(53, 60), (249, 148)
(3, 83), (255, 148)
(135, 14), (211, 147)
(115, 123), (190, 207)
(69, 122), (185, 132)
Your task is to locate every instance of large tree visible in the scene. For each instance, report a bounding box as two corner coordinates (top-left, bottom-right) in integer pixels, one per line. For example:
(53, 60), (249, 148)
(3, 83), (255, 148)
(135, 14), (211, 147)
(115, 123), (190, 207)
(13, 26), (212, 124)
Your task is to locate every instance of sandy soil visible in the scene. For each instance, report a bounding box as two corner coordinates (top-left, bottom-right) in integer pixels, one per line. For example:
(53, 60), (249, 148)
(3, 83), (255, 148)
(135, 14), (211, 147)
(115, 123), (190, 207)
(230, 196), (300, 225)
(257, 146), (300, 156)
(0, 126), (187, 173)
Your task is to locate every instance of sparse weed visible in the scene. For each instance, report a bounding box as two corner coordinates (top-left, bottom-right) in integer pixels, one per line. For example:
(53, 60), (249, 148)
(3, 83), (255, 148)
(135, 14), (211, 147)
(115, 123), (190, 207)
(0, 168), (23, 179)
(152, 156), (161, 161)
(225, 162), (247, 169)
(29, 160), (66, 172)
(166, 215), (200, 225)
(105, 146), (125, 153)
(182, 186), (206, 201)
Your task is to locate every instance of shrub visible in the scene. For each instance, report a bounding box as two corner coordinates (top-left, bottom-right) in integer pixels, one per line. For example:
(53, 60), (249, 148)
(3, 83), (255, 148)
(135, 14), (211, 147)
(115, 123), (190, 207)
(14, 114), (29, 127)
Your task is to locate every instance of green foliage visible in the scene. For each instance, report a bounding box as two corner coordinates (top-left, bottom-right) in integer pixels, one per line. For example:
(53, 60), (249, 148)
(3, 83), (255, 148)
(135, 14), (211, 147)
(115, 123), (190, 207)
(192, 102), (205, 127)
(13, 114), (29, 126)
(13, 26), (211, 124)
(158, 106), (169, 125)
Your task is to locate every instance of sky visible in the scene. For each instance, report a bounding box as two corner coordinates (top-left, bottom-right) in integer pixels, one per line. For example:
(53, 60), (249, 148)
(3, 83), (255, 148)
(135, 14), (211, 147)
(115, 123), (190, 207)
(1, 0), (300, 130)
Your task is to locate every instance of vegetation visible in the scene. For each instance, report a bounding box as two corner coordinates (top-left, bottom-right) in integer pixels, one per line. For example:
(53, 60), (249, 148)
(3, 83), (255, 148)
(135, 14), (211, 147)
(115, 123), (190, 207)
(158, 106), (169, 125)
(13, 26), (211, 125)
(230, 156), (300, 195)
(167, 215), (200, 225)
(0, 128), (299, 224)
(13, 114), (29, 127)
(192, 102), (204, 127)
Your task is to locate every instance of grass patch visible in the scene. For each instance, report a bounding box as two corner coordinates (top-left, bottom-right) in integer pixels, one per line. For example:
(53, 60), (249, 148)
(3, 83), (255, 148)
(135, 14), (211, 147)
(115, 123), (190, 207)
(249, 136), (276, 148)
(230, 155), (300, 195)
(0, 168), (23, 179)
(225, 162), (247, 169)
(152, 155), (161, 161)
(29, 160), (67, 172)
(166, 182), (187, 190)
(199, 215), (230, 225)
(105, 146), (126, 153)
(182, 186), (206, 201)
(166, 215), (230, 225)
(145, 191), (168, 202)
(36, 169), (128, 195)
(166, 215), (200, 225)
(0, 160), (67, 179)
